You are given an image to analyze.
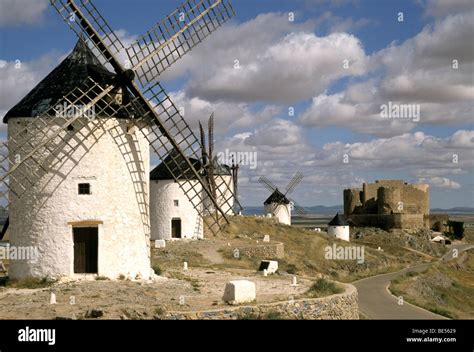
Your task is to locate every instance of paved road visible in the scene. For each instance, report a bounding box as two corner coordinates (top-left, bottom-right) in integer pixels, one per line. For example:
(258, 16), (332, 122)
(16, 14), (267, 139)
(353, 243), (473, 320)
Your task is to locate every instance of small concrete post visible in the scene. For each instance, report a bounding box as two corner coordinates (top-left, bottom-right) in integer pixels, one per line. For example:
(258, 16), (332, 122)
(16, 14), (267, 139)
(183, 262), (188, 271)
(291, 276), (297, 286)
(50, 292), (57, 304)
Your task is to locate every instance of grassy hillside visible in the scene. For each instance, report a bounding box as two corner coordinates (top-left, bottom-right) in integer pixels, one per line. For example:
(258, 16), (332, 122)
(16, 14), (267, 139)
(153, 216), (444, 283)
(390, 248), (474, 319)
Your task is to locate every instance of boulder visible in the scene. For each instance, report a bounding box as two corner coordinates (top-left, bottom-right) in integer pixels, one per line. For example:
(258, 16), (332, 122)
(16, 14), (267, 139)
(223, 280), (256, 305)
(154, 240), (166, 249)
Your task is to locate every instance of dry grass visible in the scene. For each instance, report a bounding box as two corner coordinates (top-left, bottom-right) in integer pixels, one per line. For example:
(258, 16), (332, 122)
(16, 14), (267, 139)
(5, 277), (56, 289)
(390, 249), (474, 319)
(152, 216), (440, 283)
(307, 278), (344, 298)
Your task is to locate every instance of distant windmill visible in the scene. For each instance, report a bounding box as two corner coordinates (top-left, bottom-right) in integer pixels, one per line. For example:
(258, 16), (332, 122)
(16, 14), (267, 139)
(258, 172), (306, 225)
(230, 156), (241, 214)
(199, 114), (243, 215)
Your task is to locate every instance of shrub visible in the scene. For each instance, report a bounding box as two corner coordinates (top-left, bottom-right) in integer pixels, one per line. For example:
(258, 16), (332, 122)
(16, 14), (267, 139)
(264, 311), (283, 320)
(405, 271), (419, 277)
(6, 277), (56, 289)
(238, 312), (259, 320)
(286, 264), (298, 275)
(154, 306), (166, 316)
(152, 265), (162, 276)
(308, 278), (343, 297)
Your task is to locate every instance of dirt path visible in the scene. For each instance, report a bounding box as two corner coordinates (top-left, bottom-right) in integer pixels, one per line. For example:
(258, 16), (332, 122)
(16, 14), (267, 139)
(199, 242), (225, 264)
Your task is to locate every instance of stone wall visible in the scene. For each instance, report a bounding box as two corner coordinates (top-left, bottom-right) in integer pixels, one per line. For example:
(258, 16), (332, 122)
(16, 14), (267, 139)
(344, 179), (430, 229)
(350, 214), (424, 229)
(162, 283), (358, 320)
(236, 242), (285, 259)
(427, 214), (449, 231)
(362, 180), (429, 216)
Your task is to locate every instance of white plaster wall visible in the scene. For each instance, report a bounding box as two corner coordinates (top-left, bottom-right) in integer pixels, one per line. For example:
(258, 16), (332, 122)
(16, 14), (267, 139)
(8, 117), (151, 280)
(150, 179), (203, 240)
(328, 226), (350, 241)
(264, 203), (291, 225)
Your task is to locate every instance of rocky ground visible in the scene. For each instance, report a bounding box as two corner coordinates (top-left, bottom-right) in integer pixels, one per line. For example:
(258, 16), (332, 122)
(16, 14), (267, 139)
(352, 227), (447, 258)
(0, 267), (313, 319)
(0, 216), (455, 319)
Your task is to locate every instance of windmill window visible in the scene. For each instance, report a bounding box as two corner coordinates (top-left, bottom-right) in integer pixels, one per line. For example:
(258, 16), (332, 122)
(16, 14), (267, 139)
(78, 183), (91, 195)
(174, 200), (179, 207)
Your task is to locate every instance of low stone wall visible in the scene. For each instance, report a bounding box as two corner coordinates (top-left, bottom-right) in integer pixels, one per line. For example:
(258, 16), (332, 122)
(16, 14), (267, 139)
(163, 283), (358, 320)
(237, 242), (285, 259)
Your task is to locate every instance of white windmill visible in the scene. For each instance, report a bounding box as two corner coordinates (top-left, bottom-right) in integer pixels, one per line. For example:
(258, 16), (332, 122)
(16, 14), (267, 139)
(258, 172), (306, 225)
(0, 0), (236, 279)
(149, 113), (243, 240)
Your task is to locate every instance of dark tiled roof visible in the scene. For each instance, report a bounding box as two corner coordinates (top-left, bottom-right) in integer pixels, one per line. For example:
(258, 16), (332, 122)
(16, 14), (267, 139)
(3, 39), (122, 122)
(150, 152), (232, 181)
(328, 213), (349, 226)
(213, 161), (232, 176)
(150, 152), (202, 181)
(264, 189), (290, 205)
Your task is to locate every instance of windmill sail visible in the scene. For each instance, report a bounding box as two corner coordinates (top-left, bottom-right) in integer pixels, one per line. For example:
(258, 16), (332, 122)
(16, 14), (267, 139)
(1, 0), (236, 236)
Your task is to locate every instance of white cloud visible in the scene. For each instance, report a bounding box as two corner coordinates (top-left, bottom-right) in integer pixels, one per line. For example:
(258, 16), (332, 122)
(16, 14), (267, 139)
(169, 90), (282, 134)
(245, 119), (304, 147)
(308, 131), (474, 178)
(0, 53), (62, 121)
(421, 0), (474, 17)
(299, 10), (474, 135)
(418, 176), (461, 189)
(299, 90), (417, 136)
(0, 0), (49, 26)
(159, 13), (369, 104)
(188, 30), (367, 103)
(218, 112), (473, 203)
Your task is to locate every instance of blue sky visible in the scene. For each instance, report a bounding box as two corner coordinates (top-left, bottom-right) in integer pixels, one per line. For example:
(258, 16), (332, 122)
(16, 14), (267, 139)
(0, 0), (473, 208)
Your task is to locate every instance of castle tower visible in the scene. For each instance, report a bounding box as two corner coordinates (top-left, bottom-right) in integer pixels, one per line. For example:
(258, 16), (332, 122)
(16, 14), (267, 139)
(377, 187), (401, 214)
(4, 40), (151, 280)
(343, 188), (361, 216)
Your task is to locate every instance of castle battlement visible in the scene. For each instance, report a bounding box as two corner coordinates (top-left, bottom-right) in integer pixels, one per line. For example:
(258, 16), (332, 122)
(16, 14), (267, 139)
(343, 180), (430, 229)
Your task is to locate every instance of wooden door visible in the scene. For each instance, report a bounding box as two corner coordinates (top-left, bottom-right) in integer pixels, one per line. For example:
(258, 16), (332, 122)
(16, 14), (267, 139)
(171, 218), (182, 239)
(73, 227), (98, 273)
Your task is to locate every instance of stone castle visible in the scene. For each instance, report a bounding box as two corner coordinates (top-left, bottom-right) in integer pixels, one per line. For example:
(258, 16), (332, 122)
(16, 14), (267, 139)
(343, 180), (437, 229)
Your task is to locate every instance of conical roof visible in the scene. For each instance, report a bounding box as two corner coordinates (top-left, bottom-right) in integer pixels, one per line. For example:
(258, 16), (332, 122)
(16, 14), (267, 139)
(150, 151), (232, 181)
(328, 213), (349, 226)
(3, 39), (117, 122)
(210, 157), (232, 176)
(263, 188), (290, 205)
(150, 151), (202, 181)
